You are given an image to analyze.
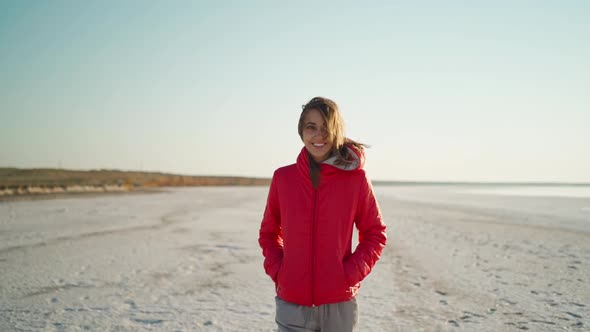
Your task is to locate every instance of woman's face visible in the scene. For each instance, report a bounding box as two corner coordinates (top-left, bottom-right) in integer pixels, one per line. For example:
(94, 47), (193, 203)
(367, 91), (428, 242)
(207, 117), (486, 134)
(302, 109), (333, 162)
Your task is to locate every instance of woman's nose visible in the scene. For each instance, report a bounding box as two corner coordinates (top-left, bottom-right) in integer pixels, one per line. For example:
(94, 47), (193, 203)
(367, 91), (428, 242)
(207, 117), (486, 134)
(313, 127), (327, 137)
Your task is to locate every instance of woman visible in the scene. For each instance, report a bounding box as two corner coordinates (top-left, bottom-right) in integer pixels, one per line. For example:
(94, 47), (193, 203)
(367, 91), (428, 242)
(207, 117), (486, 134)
(259, 97), (387, 331)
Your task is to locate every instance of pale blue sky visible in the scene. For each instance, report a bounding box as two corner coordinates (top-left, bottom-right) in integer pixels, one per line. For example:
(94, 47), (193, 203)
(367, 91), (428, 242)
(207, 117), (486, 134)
(1, 1), (589, 182)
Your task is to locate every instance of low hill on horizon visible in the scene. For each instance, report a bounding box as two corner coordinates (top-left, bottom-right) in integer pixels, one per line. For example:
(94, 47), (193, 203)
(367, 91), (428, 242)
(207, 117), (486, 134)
(0, 168), (271, 189)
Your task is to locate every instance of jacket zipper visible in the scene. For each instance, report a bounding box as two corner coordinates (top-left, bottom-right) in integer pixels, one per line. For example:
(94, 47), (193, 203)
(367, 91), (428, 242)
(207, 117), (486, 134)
(311, 188), (318, 306)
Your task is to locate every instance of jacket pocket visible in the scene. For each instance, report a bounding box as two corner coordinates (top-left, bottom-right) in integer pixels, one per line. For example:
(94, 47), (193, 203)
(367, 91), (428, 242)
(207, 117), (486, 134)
(275, 259), (284, 292)
(342, 258), (357, 287)
(268, 257), (282, 283)
(341, 259), (353, 288)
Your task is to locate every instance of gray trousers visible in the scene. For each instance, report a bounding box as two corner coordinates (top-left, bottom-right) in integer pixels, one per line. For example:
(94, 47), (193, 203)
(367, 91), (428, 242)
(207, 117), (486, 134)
(275, 296), (358, 332)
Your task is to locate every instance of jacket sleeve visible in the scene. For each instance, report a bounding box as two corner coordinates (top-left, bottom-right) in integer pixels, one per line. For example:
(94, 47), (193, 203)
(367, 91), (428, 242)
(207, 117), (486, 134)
(344, 171), (387, 286)
(258, 172), (284, 283)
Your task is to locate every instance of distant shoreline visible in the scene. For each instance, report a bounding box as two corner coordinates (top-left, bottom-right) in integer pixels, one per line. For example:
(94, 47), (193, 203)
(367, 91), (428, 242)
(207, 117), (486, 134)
(1, 167), (588, 200)
(0, 187), (168, 203)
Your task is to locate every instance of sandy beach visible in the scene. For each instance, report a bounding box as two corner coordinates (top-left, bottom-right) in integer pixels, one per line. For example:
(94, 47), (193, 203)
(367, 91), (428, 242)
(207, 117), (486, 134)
(1, 185), (588, 331)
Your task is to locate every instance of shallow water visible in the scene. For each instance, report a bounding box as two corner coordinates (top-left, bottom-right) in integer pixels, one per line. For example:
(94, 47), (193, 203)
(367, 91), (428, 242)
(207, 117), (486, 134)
(378, 185), (590, 233)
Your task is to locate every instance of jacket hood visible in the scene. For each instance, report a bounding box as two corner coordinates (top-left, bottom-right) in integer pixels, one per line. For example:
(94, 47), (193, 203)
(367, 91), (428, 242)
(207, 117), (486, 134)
(296, 143), (365, 183)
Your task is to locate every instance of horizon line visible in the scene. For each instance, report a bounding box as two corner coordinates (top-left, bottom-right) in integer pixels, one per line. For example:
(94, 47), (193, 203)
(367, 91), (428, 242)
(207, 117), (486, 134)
(1, 167), (589, 186)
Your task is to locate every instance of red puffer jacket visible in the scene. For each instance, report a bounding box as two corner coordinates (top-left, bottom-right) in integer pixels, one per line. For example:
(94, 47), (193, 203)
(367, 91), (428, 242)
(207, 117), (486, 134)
(259, 145), (387, 306)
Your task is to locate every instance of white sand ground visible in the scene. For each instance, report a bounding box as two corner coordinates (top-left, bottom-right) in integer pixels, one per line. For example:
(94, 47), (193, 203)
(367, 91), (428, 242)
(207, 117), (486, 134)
(0, 186), (588, 331)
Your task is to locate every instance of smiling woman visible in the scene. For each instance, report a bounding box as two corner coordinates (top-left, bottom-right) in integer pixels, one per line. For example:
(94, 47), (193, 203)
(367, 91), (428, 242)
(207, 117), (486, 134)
(259, 96), (387, 331)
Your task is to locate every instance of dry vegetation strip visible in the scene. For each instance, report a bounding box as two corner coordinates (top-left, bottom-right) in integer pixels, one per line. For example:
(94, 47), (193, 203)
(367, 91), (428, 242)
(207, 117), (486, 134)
(0, 168), (270, 196)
